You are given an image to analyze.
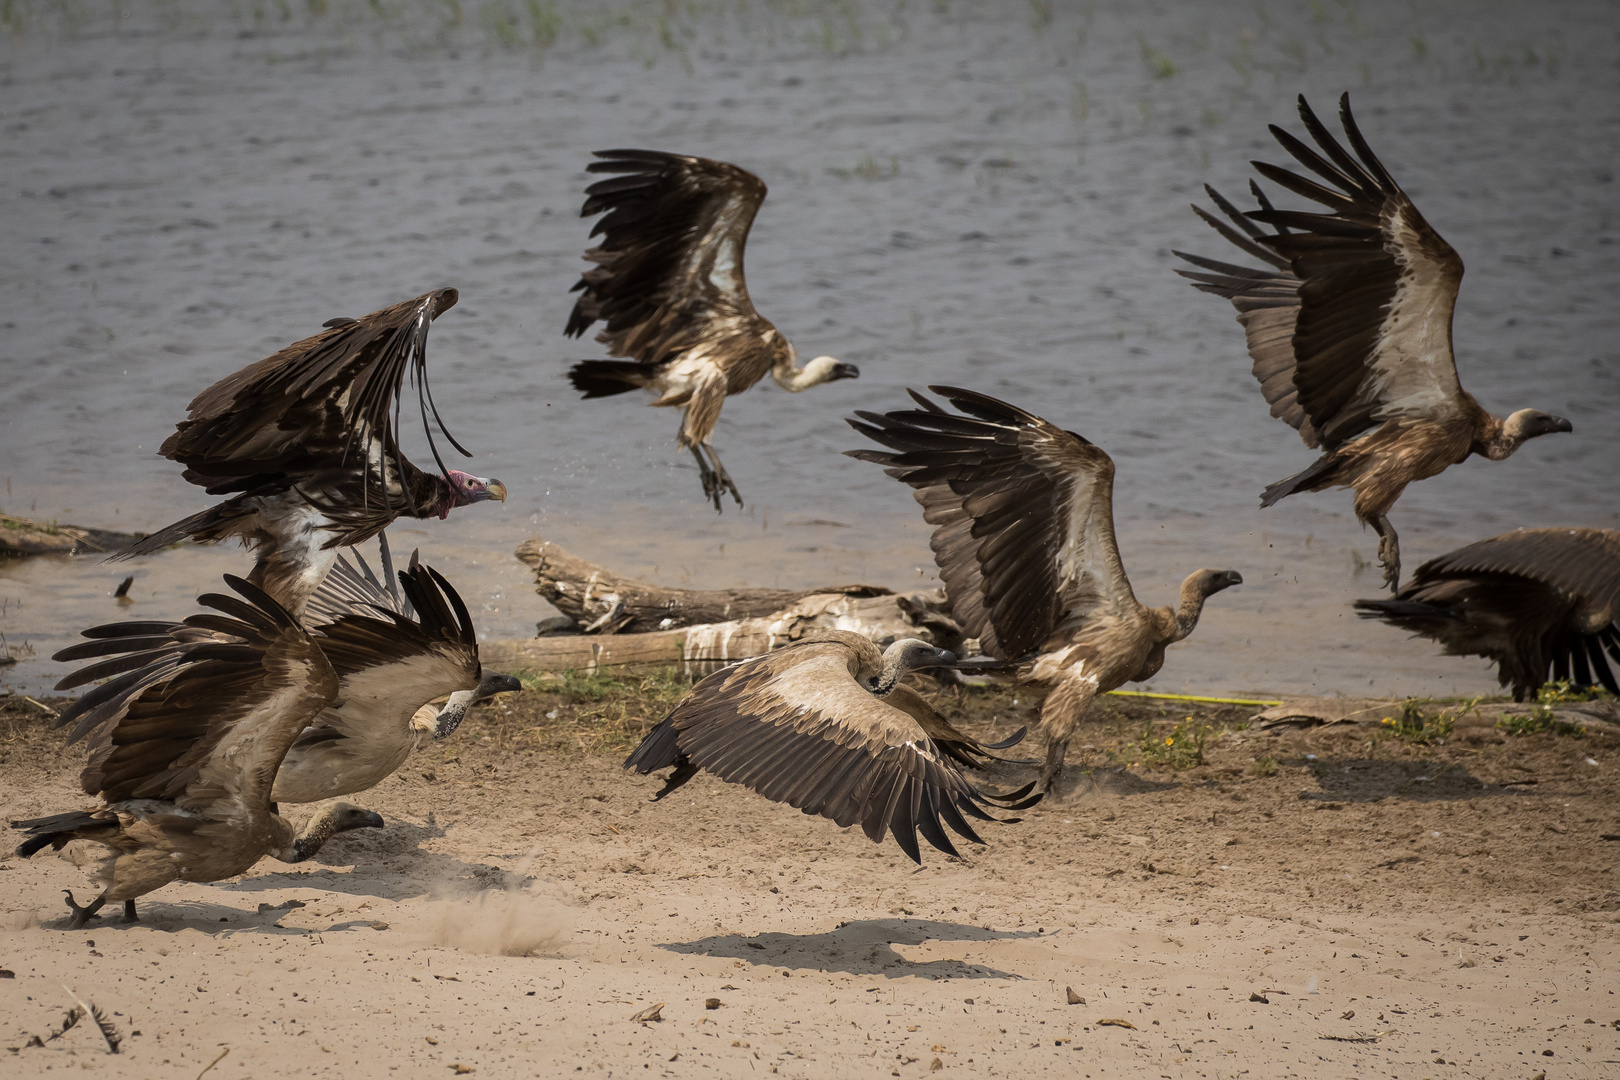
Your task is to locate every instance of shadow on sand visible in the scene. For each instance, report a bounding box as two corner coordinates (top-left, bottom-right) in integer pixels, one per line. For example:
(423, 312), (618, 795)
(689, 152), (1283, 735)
(661, 918), (1042, 980)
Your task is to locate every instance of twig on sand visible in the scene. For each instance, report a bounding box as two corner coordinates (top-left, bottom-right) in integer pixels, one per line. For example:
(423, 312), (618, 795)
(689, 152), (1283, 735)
(197, 1047), (230, 1079)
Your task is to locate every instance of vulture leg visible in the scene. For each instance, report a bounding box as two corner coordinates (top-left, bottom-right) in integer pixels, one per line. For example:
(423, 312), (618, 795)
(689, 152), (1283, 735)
(121, 899), (139, 923)
(1370, 514), (1401, 592)
(703, 444), (743, 511)
(1039, 739), (1068, 794)
(62, 889), (106, 929)
(1036, 672), (1100, 793)
(690, 446), (724, 513)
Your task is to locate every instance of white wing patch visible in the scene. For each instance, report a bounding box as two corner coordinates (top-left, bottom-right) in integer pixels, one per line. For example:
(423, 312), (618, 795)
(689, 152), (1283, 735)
(1366, 201), (1464, 423)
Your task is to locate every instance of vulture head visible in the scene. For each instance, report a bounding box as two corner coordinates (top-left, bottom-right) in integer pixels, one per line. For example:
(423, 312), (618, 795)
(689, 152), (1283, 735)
(1191, 569), (1245, 598)
(286, 802), (386, 863)
(437, 470), (508, 518)
(778, 354), (860, 392)
(870, 637), (957, 695)
(1502, 409), (1573, 447)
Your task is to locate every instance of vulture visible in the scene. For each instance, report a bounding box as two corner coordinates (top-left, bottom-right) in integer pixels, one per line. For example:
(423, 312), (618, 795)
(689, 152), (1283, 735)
(847, 387), (1243, 791)
(117, 289), (507, 618)
(50, 546), (520, 806)
(1175, 93), (1571, 591)
(624, 631), (1040, 863)
(1355, 527), (1620, 701)
(11, 576), (384, 928)
(564, 150), (860, 511)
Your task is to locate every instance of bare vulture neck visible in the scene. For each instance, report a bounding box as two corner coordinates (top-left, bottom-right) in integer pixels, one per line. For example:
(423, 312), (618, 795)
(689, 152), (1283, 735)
(1170, 576), (1214, 643)
(770, 350), (844, 393)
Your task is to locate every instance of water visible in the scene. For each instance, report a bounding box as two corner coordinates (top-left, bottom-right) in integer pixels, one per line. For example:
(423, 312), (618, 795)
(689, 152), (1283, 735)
(3, 1), (1617, 698)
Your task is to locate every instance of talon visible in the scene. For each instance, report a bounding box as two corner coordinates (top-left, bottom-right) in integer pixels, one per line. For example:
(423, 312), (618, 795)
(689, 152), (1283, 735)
(62, 889), (106, 930)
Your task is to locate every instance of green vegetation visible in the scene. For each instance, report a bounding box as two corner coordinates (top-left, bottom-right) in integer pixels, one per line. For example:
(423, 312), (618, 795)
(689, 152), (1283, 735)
(511, 666), (692, 753)
(1136, 715), (1211, 770)
(1379, 698), (1457, 745)
(1250, 754), (1279, 778)
(1495, 680), (1606, 738)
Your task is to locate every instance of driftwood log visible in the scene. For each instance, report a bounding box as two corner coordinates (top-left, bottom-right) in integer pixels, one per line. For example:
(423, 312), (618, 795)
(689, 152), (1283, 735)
(515, 536), (896, 634)
(493, 537), (964, 675)
(0, 513), (143, 557)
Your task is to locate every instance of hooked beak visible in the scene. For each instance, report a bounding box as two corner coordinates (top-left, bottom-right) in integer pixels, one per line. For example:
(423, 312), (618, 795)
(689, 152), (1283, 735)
(474, 671), (523, 703)
(480, 478), (509, 503)
(830, 362), (861, 382)
(924, 648), (957, 670)
(357, 810), (385, 830)
(1223, 571), (1244, 588)
(1550, 415), (1573, 434)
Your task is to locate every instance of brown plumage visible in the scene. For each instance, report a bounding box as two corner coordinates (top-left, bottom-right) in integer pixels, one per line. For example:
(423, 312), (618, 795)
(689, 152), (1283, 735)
(117, 289), (506, 618)
(564, 150), (859, 511)
(847, 387), (1243, 792)
(1355, 528), (1620, 700)
(624, 632), (1038, 863)
(1175, 93), (1571, 591)
(11, 577), (384, 928)
(51, 547), (519, 806)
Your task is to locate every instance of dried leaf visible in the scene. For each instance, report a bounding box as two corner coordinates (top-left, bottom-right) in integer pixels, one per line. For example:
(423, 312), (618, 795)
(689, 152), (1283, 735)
(1096, 1018), (1135, 1030)
(630, 1002), (665, 1023)
(1249, 992), (1270, 1004)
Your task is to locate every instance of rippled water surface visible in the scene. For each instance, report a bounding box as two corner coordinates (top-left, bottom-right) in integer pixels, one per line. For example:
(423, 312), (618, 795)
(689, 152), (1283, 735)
(3, 1), (1617, 697)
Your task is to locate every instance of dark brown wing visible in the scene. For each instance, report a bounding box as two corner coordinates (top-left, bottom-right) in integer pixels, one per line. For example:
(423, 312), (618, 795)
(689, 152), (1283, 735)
(67, 577), (337, 809)
(160, 288), (468, 500)
(846, 386), (1135, 660)
(1176, 93), (1467, 450)
(624, 639), (1036, 864)
(565, 150), (777, 367)
(1355, 528), (1620, 696)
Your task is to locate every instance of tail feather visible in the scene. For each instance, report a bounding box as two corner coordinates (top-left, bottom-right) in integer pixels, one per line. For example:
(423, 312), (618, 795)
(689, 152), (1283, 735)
(1353, 597), (1459, 623)
(113, 499), (253, 560)
(1260, 453), (1342, 508)
(569, 360), (650, 399)
(12, 811), (109, 858)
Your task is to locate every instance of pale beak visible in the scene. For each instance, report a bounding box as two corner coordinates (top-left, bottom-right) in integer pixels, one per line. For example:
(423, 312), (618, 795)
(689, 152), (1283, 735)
(482, 478), (509, 503)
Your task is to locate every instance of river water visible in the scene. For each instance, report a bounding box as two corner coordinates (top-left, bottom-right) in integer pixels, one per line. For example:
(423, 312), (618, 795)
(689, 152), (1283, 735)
(2, 0), (1616, 698)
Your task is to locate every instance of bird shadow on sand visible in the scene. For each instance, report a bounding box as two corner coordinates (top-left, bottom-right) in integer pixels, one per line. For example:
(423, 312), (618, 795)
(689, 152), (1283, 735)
(215, 815), (530, 901)
(27, 894), (389, 939)
(660, 918), (1040, 980)
(1290, 757), (1506, 803)
(1036, 765), (1181, 803)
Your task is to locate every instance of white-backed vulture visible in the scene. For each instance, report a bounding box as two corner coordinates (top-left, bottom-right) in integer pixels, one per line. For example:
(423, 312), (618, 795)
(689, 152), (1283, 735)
(51, 549), (520, 805)
(1355, 527), (1620, 701)
(624, 631), (1038, 863)
(117, 289), (507, 618)
(1175, 93), (1571, 591)
(847, 387), (1243, 791)
(11, 577), (383, 928)
(564, 150), (860, 511)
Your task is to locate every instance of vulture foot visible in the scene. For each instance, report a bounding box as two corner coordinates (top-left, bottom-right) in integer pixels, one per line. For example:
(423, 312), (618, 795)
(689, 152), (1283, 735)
(1038, 739), (1068, 793)
(1370, 515), (1401, 592)
(121, 899), (139, 924)
(692, 445), (743, 513)
(61, 889), (106, 930)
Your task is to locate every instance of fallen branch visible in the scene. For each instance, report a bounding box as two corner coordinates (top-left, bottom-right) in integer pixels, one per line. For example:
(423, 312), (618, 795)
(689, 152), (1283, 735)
(0, 512), (144, 557)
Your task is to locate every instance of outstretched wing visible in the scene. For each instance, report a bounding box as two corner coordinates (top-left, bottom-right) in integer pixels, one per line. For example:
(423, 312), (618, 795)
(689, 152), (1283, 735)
(1176, 93), (1467, 450)
(565, 150), (774, 366)
(624, 636), (1036, 864)
(61, 577), (337, 810)
(160, 288), (468, 502)
(846, 386), (1134, 660)
(1355, 528), (1620, 695)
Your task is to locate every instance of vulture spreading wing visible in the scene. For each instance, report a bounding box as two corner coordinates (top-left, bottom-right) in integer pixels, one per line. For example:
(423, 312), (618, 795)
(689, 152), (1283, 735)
(52, 550), (507, 803)
(565, 150), (774, 369)
(118, 289), (505, 614)
(846, 386), (1136, 660)
(625, 633), (1037, 863)
(1356, 528), (1620, 699)
(1174, 93), (1468, 450)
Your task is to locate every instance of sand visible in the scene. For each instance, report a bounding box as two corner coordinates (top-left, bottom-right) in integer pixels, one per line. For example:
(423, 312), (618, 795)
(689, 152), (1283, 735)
(3, 687), (1618, 1079)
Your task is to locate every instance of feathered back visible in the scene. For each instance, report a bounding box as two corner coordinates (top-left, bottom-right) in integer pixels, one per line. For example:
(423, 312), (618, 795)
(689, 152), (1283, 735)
(565, 150), (777, 369)
(846, 386), (1135, 660)
(1176, 93), (1468, 450)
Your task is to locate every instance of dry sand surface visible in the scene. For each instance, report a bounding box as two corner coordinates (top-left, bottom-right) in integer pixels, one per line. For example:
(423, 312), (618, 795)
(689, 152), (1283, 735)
(3, 685), (1619, 1079)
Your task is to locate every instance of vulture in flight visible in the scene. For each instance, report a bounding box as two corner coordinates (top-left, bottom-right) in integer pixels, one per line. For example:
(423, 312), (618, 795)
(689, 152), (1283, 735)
(1175, 93), (1571, 591)
(624, 631), (1039, 863)
(11, 576), (384, 928)
(50, 546), (520, 806)
(117, 289), (507, 618)
(564, 150), (860, 512)
(1355, 527), (1620, 701)
(848, 387), (1243, 792)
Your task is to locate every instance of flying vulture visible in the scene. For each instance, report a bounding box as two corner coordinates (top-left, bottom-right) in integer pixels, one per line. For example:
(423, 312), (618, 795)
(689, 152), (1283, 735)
(1175, 93), (1571, 591)
(1355, 527), (1620, 700)
(117, 289), (507, 618)
(564, 150), (860, 511)
(11, 576), (384, 928)
(624, 631), (1039, 863)
(848, 387), (1243, 791)
(50, 546), (520, 805)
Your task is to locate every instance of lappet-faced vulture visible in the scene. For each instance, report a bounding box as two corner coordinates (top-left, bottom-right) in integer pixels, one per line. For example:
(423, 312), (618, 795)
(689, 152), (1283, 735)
(563, 150), (859, 511)
(624, 631), (1038, 863)
(1355, 527), (1620, 701)
(10, 577), (383, 928)
(847, 387), (1243, 792)
(116, 289), (507, 617)
(1175, 93), (1571, 591)
(50, 545), (520, 806)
